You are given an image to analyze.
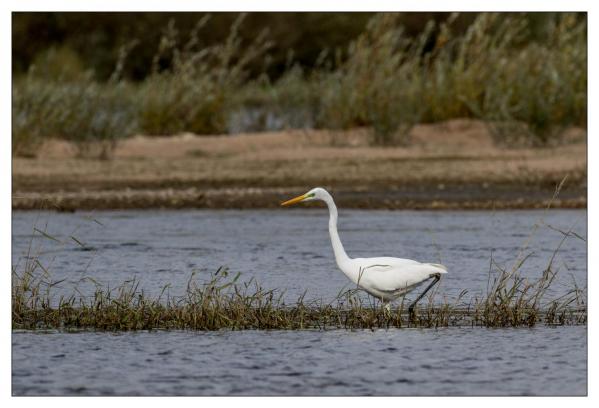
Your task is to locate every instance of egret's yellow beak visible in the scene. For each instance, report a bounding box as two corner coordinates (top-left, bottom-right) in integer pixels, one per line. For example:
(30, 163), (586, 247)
(281, 193), (308, 206)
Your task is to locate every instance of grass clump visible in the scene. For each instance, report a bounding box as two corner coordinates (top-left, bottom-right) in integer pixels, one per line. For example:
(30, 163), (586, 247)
(316, 14), (431, 145)
(137, 14), (272, 136)
(11, 265), (586, 331)
(12, 234), (586, 331)
(12, 73), (138, 159)
(443, 13), (587, 146)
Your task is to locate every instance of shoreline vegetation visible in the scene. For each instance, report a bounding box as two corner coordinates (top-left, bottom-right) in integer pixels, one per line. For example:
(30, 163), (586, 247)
(12, 13), (587, 211)
(12, 266), (587, 331)
(12, 207), (587, 331)
(13, 13), (586, 156)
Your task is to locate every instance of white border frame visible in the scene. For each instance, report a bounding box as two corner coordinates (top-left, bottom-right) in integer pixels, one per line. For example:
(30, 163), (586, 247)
(2, 1), (594, 406)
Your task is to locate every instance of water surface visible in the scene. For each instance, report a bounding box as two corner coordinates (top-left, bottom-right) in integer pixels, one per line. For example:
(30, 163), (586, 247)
(12, 209), (587, 396)
(12, 326), (586, 396)
(12, 209), (587, 302)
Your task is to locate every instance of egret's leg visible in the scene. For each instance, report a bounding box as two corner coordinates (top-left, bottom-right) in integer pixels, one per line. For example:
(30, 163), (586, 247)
(408, 273), (441, 316)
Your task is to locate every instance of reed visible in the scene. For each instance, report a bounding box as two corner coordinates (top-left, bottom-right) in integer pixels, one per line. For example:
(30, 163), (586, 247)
(136, 14), (272, 136)
(12, 73), (138, 159)
(12, 12), (586, 154)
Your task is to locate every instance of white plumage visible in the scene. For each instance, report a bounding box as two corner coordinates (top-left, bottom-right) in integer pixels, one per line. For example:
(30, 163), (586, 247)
(347, 258), (447, 301)
(282, 187), (447, 311)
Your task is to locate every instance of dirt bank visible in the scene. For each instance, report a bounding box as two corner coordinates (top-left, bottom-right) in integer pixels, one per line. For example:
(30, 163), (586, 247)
(12, 120), (587, 211)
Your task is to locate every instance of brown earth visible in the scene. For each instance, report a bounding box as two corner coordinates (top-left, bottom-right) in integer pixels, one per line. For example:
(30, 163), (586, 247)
(12, 119), (587, 211)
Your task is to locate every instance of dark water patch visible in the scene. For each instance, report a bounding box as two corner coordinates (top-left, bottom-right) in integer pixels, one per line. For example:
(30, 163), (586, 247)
(72, 246), (96, 252)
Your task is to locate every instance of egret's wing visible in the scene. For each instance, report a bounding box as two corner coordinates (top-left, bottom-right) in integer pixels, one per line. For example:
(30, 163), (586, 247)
(355, 263), (392, 285)
(425, 263), (448, 273)
(356, 260), (446, 294)
(360, 263), (393, 272)
(356, 257), (420, 271)
(356, 258), (447, 274)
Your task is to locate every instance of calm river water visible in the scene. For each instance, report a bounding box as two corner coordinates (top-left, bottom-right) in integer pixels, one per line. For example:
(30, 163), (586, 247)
(12, 209), (587, 395)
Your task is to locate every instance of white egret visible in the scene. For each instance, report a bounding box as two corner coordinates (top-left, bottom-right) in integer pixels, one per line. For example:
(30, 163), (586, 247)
(281, 187), (447, 313)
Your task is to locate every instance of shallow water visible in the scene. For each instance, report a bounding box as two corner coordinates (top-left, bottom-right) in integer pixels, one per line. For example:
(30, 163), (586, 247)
(12, 326), (586, 396)
(12, 209), (587, 302)
(11, 209), (587, 395)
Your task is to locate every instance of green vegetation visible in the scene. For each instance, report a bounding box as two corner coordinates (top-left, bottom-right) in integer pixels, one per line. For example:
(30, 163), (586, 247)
(12, 12), (587, 156)
(12, 74), (138, 158)
(136, 15), (272, 136)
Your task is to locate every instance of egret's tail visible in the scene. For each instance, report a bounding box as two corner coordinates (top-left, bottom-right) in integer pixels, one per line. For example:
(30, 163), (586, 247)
(427, 263), (448, 274)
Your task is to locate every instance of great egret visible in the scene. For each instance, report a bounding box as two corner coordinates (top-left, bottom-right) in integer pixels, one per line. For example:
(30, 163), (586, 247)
(281, 187), (447, 313)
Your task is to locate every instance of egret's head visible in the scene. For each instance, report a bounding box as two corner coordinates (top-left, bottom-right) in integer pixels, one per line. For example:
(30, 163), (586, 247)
(281, 187), (328, 206)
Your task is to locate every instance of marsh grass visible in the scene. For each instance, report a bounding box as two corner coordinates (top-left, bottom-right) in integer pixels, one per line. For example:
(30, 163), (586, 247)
(314, 14), (432, 145)
(453, 13), (587, 146)
(11, 264), (586, 331)
(12, 226), (586, 331)
(11, 178), (586, 331)
(12, 74), (138, 159)
(136, 14), (272, 136)
(241, 12), (586, 145)
(12, 12), (586, 154)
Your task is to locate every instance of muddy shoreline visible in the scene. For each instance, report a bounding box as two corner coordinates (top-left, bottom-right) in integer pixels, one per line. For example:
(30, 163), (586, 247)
(13, 184), (586, 211)
(13, 122), (587, 211)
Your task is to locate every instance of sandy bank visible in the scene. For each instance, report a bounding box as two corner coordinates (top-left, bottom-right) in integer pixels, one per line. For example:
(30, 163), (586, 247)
(13, 120), (587, 210)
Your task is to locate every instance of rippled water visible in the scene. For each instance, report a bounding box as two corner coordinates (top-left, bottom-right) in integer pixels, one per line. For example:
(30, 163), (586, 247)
(12, 209), (587, 395)
(13, 327), (586, 396)
(12, 209), (587, 302)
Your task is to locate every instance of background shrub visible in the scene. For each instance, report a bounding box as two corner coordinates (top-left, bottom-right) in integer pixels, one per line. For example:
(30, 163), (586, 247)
(12, 74), (138, 158)
(12, 12), (587, 154)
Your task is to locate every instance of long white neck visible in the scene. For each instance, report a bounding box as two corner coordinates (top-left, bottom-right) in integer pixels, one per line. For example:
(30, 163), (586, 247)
(322, 192), (351, 266)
